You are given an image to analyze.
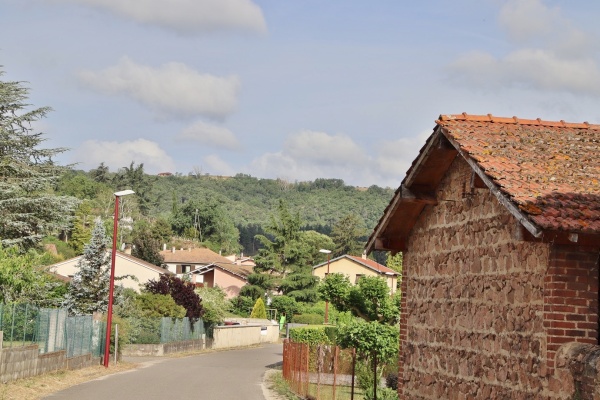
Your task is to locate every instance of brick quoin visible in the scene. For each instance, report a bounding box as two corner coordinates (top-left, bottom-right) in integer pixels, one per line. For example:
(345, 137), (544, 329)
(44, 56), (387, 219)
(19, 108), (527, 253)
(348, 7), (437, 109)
(544, 245), (600, 375)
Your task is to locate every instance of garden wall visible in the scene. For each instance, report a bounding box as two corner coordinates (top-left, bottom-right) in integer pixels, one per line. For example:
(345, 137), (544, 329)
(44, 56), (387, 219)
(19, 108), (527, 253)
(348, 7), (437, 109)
(0, 332), (99, 383)
(122, 320), (279, 356)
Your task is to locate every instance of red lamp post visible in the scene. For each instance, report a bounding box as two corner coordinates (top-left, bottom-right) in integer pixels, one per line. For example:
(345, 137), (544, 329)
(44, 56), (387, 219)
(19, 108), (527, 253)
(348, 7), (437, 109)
(104, 189), (134, 368)
(319, 249), (331, 324)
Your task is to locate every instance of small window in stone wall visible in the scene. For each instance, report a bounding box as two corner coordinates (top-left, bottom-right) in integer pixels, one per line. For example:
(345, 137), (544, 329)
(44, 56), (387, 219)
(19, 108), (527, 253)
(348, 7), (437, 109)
(355, 274), (364, 284)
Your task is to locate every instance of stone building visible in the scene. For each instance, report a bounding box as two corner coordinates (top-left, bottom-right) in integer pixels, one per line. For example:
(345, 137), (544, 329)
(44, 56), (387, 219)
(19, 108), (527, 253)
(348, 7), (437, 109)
(367, 114), (600, 399)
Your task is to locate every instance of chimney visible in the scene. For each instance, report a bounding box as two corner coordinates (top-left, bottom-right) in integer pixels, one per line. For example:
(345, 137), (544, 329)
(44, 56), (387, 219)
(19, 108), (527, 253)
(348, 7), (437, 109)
(163, 243), (167, 251)
(124, 244), (132, 255)
(362, 251), (367, 260)
(172, 247), (175, 253)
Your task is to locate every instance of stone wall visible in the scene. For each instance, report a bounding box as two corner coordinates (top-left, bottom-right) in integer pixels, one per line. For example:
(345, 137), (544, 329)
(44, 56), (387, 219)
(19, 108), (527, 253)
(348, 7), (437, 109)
(401, 157), (551, 399)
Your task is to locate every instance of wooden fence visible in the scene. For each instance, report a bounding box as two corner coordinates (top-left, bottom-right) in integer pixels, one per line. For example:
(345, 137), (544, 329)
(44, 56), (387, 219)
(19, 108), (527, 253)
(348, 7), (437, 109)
(282, 339), (359, 400)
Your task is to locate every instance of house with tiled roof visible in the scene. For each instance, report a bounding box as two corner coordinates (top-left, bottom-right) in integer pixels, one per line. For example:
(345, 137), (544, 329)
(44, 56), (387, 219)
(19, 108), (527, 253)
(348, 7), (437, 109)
(160, 247), (252, 298)
(312, 254), (399, 294)
(367, 114), (600, 400)
(46, 251), (173, 292)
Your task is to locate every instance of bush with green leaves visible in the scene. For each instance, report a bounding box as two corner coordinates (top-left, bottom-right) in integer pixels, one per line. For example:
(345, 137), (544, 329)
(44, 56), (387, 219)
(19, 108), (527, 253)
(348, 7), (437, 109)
(195, 286), (231, 325)
(289, 327), (331, 345)
(291, 313), (323, 325)
(337, 319), (399, 400)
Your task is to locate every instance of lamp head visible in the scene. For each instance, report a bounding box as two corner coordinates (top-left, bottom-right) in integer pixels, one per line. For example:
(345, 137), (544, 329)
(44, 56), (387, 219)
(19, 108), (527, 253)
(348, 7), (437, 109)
(114, 189), (135, 197)
(319, 249), (331, 254)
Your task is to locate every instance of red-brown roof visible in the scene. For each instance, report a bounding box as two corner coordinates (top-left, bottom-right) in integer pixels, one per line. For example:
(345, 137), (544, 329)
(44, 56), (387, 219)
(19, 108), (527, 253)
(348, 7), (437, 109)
(313, 255), (399, 276)
(160, 247), (234, 265)
(437, 114), (600, 233)
(367, 113), (600, 252)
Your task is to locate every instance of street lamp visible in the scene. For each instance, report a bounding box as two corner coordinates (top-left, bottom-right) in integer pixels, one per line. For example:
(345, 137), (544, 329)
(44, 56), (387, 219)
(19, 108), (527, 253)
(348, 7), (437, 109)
(319, 249), (331, 324)
(104, 189), (134, 367)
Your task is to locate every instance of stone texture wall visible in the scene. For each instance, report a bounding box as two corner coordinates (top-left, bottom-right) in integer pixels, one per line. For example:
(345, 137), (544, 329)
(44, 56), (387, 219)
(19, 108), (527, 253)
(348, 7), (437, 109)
(401, 157), (551, 399)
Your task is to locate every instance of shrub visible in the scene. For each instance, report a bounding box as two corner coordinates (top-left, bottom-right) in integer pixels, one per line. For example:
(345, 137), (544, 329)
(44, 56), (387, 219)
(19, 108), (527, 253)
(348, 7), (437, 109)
(289, 327), (331, 345)
(250, 297), (267, 319)
(291, 313), (324, 325)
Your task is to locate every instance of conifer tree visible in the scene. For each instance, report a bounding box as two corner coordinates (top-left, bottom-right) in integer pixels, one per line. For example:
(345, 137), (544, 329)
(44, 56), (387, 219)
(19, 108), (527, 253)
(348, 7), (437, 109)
(250, 297), (267, 319)
(64, 219), (112, 315)
(0, 71), (79, 250)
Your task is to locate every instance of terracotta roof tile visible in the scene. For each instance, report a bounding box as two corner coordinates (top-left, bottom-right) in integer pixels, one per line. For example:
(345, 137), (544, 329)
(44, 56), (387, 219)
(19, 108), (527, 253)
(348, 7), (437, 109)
(160, 247), (233, 265)
(437, 113), (600, 233)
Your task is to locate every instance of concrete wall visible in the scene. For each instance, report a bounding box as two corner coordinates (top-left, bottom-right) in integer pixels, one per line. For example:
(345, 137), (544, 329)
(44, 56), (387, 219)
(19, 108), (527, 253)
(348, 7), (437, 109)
(0, 339), (98, 383)
(122, 320), (279, 356)
(212, 323), (279, 349)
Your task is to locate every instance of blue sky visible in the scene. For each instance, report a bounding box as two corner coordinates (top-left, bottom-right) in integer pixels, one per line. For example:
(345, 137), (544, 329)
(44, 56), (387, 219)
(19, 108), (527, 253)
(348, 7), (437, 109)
(2, 0), (599, 188)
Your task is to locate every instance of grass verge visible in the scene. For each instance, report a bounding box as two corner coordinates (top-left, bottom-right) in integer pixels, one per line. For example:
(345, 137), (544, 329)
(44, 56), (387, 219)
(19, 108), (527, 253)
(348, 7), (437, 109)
(0, 363), (137, 400)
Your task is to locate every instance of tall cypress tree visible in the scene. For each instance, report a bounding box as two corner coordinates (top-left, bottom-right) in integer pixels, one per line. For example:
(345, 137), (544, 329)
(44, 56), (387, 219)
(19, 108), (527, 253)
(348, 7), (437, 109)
(0, 71), (78, 250)
(64, 219), (111, 315)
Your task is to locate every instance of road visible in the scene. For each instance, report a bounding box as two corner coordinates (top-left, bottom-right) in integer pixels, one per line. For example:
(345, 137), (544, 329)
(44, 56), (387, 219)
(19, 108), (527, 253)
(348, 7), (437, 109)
(44, 344), (283, 400)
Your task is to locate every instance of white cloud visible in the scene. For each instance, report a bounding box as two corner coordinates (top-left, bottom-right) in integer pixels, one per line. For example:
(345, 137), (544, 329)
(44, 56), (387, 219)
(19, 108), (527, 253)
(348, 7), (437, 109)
(375, 130), (431, 180)
(177, 121), (240, 150)
(284, 130), (368, 167)
(203, 154), (236, 176)
(498, 0), (559, 43)
(448, 0), (600, 96)
(78, 57), (240, 119)
(247, 130), (411, 187)
(57, 0), (267, 35)
(449, 49), (600, 95)
(71, 138), (175, 174)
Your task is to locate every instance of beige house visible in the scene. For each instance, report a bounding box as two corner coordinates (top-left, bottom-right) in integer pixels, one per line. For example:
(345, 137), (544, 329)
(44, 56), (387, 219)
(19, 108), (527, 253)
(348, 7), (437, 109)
(312, 254), (399, 294)
(46, 251), (172, 292)
(160, 247), (252, 298)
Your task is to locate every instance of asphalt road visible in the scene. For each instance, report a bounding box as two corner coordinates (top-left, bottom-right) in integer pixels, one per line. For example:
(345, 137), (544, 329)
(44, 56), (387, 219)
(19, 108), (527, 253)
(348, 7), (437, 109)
(44, 343), (283, 400)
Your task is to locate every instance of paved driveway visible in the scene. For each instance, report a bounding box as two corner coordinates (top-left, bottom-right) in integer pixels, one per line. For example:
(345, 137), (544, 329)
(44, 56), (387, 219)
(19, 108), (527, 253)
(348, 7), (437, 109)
(44, 344), (283, 400)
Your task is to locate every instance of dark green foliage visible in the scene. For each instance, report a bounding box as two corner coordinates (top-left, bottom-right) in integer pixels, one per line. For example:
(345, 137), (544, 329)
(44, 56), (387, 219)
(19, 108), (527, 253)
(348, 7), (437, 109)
(113, 162), (153, 215)
(0, 71), (79, 250)
(170, 197), (240, 254)
(253, 201), (331, 302)
(90, 162), (110, 183)
(131, 219), (165, 266)
(386, 372), (398, 390)
(145, 275), (204, 323)
(289, 326), (331, 345)
(330, 213), (367, 257)
(231, 295), (255, 317)
(291, 313), (324, 325)
(319, 274), (400, 324)
(337, 320), (399, 400)
(0, 246), (67, 306)
(270, 295), (300, 319)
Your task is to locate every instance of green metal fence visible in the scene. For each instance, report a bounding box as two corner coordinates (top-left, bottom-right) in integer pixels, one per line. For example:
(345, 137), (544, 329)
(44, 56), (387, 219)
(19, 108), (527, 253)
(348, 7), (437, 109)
(0, 303), (104, 358)
(127, 316), (213, 344)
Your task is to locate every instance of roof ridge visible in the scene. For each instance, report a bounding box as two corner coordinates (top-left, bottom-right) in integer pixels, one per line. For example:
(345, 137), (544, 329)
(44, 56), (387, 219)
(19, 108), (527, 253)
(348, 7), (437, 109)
(438, 113), (600, 129)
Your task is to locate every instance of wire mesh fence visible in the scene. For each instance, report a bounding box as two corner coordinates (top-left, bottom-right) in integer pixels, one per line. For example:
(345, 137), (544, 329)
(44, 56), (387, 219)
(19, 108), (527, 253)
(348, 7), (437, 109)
(0, 303), (104, 358)
(283, 339), (360, 400)
(127, 316), (213, 345)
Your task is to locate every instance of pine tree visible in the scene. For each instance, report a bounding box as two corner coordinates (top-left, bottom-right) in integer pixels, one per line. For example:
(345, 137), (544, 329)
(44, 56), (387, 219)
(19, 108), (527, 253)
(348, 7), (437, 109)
(330, 214), (367, 257)
(64, 218), (112, 315)
(0, 71), (79, 250)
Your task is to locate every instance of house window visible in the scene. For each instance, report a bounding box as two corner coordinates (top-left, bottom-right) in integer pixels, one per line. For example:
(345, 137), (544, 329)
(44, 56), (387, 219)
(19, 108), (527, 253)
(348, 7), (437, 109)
(177, 265), (192, 274)
(355, 274), (364, 284)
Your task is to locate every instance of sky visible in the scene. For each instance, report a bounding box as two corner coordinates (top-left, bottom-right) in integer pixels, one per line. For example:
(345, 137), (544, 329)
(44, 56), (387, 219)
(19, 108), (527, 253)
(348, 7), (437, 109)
(2, 0), (600, 188)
